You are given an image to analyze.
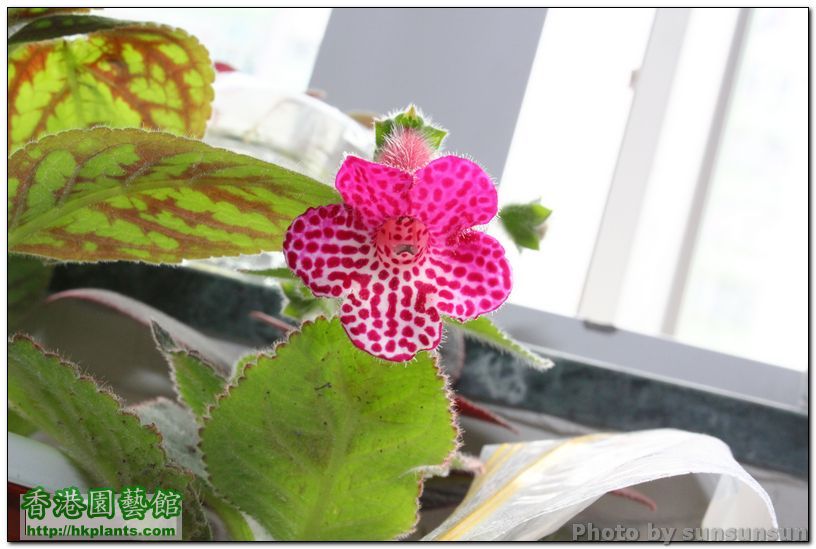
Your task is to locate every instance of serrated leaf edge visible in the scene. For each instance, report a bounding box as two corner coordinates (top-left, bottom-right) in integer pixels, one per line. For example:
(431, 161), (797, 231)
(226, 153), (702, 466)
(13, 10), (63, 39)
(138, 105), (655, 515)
(198, 317), (462, 541)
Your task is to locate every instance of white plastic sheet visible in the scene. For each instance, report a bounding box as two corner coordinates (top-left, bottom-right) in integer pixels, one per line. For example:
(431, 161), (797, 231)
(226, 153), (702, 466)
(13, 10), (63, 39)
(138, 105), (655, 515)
(423, 429), (777, 541)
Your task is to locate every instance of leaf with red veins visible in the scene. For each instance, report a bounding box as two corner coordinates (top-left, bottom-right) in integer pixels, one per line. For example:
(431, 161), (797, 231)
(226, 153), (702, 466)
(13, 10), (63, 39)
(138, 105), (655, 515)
(410, 156), (498, 239)
(338, 275), (443, 362)
(429, 231), (512, 321)
(283, 203), (376, 299)
(335, 156), (412, 228)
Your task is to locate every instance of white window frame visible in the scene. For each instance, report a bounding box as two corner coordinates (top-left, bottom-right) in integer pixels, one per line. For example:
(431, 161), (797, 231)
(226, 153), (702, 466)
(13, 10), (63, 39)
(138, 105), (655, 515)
(309, 7), (807, 412)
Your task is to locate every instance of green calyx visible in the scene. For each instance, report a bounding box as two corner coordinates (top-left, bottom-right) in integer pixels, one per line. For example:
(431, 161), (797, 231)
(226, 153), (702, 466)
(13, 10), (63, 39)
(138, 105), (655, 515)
(374, 105), (448, 154)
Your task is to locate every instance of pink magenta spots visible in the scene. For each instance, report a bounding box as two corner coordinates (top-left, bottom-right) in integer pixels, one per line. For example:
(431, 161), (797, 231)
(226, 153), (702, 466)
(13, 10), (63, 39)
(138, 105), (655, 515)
(283, 152), (511, 362)
(336, 155), (412, 228)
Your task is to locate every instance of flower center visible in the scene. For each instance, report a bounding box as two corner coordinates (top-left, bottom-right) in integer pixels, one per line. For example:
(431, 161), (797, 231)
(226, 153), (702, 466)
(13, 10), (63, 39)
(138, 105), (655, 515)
(375, 216), (429, 266)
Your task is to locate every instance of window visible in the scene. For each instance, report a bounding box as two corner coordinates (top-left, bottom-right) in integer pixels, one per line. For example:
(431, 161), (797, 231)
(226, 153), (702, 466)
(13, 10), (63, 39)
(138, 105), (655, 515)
(499, 8), (807, 373)
(495, 8), (656, 316)
(672, 9), (807, 371)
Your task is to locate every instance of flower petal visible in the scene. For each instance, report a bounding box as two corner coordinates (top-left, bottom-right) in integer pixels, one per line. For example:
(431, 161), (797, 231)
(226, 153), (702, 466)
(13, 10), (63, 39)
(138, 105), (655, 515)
(410, 155), (498, 238)
(335, 155), (412, 228)
(283, 203), (375, 298)
(427, 230), (511, 321)
(339, 276), (443, 362)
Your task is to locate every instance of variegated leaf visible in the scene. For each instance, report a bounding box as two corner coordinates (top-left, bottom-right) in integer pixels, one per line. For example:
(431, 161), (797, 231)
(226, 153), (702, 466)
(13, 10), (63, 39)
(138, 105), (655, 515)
(8, 128), (340, 263)
(8, 8), (93, 25)
(9, 15), (135, 46)
(8, 21), (214, 152)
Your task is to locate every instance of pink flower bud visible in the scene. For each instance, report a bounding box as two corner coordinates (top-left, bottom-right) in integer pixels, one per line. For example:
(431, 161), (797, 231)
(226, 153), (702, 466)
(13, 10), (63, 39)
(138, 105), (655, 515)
(376, 127), (435, 173)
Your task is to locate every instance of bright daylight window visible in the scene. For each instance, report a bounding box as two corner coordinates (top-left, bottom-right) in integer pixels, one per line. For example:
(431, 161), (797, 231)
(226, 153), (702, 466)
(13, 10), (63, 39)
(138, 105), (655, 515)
(673, 9), (807, 371)
(499, 8), (806, 372)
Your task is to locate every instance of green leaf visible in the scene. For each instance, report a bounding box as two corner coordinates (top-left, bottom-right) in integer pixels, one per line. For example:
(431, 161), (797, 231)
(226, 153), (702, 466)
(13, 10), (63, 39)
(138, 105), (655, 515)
(498, 201), (552, 251)
(279, 279), (336, 321)
(130, 397), (207, 479)
(8, 128), (340, 263)
(8, 8), (93, 25)
(446, 316), (553, 371)
(8, 254), (52, 329)
(241, 267), (336, 321)
(201, 317), (458, 541)
(240, 267), (298, 280)
(152, 322), (227, 421)
(8, 335), (211, 540)
(202, 487), (257, 541)
(9, 15), (135, 46)
(374, 105), (447, 152)
(8, 21), (215, 153)
(9, 408), (37, 436)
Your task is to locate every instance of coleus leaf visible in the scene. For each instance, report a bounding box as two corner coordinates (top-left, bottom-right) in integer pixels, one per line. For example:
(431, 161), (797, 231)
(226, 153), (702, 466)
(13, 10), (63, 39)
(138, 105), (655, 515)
(498, 200), (552, 251)
(8, 128), (340, 263)
(9, 254), (52, 329)
(8, 21), (214, 152)
(445, 316), (554, 371)
(8, 14), (135, 46)
(201, 317), (459, 541)
(8, 8), (93, 25)
(8, 335), (210, 540)
(151, 322), (227, 421)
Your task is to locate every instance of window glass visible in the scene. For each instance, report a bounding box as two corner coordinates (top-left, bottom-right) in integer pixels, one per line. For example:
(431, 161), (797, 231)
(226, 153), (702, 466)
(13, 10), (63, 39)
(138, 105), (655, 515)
(496, 8), (655, 316)
(674, 8), (807, 371)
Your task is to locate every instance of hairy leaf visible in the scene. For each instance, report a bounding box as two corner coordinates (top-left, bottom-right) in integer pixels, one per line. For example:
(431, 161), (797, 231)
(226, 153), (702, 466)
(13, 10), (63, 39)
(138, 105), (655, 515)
(499, 201), (552, 251)
(8, 128), (340, 263)
(9, 408), (37, 436)
(8, 22), (214, 152)
(130, 397), (206, 479)
(279, 279), (337, 321)
(152, 322), (227, 421)
(242, 266), (336, 321)
(201, 317), (459, 541)
(8, 8), (92, 25)
(9, 14), (135, 46)
(9, 254), (52, 329)
(8, 335), (210, 540)
(240, 267), (298, 280)
(446, 316), (553, 371)
(202, 487), (256, 541)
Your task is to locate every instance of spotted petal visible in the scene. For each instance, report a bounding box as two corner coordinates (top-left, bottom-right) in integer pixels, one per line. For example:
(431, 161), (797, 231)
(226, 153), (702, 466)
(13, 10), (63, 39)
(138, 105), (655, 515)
(410, 156), (498, 238)
(335, 156), (412, 229)
(339, 274), (443, 362)
(428, 231), (512, 321)
(283, 204), (375, 299)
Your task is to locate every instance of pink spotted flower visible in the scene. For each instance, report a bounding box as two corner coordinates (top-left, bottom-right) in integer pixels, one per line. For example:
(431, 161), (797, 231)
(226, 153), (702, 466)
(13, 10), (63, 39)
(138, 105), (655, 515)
(283, 132), (512, 361)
